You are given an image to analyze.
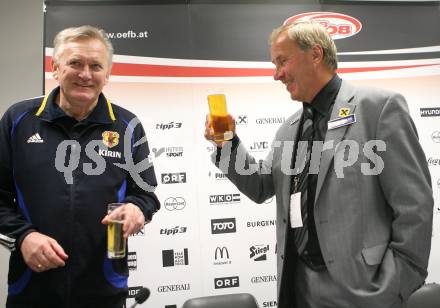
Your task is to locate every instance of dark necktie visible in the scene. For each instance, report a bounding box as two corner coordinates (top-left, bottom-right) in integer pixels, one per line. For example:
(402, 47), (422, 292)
(293, 104), (314, 254)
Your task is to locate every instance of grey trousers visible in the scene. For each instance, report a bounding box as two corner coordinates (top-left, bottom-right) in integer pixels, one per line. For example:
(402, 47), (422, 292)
(293, 258), (405, 308)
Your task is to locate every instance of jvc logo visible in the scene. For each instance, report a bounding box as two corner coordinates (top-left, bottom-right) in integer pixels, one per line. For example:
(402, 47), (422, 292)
(211, 218), (236, 234)
(250, 141), (269, 151)
(161, 172), (186, 184)
(209, 194), (240, 204)
(214, 276), (240, 289)
(156, 122), (182, 130)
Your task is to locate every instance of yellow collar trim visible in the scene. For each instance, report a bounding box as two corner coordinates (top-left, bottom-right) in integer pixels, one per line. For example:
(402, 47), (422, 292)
(36, 93), (116, 121)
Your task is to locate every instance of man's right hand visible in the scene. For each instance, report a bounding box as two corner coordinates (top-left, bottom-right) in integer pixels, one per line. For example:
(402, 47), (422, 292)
(20, 232), (69, 272)
(204, 114), (236, 148)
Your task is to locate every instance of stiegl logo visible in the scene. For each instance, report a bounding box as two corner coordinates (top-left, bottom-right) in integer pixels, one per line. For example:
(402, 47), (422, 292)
(250, 244), (270, 261)
(284, 12), (362, 40)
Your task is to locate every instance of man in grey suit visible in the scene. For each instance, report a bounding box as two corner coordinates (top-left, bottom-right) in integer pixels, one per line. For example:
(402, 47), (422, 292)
(204, 21), (433, 308)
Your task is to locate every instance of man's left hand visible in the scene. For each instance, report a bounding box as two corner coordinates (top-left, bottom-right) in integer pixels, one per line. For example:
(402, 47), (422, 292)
(101, 203), (145, 239)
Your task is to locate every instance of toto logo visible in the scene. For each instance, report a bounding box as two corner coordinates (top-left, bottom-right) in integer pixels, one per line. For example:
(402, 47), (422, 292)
(164, 197), (186, 211)
(284, 12), (362, 40)
(211, 218), (236, 234)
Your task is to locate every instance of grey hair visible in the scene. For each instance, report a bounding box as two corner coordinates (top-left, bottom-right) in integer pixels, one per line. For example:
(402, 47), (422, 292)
(52, 25), (114, 69)
(269, 21), (338, 71)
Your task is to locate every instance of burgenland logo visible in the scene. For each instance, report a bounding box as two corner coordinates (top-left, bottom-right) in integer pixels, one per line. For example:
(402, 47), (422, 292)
(211, 218), (237, 234)
(420, 107), (440, 117)
(162, 248), (189, 267)
(214, 276), (240, 289)
(161, 172), (186, 184)
(214, 246), (232, 265)
(250, 244), (270, 261)
(128, 251), (137, 271)
(247, 219), (276, 228)
(432, 131), (440, 143)
(209, 193), (240, 205)
(284, 12), (362, 40)
(164, 197), (186, 211)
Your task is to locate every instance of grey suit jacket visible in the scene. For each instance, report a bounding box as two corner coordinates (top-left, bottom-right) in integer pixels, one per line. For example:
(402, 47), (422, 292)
(214, 80), (433, 308)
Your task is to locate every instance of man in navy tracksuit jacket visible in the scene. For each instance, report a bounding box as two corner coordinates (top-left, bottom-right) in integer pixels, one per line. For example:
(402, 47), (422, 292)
(0, 26), (160, 307)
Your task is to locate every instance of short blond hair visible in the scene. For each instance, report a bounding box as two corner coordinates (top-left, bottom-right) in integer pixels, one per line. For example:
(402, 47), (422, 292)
(269, 21), (338, 71)
(53, 25), (114, 68)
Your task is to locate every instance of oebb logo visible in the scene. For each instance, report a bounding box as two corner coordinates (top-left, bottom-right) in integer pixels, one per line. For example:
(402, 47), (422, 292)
(284, 12), (362, 40)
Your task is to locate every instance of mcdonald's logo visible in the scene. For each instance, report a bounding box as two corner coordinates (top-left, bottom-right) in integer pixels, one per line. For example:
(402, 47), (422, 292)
(215, 246), (230, 260)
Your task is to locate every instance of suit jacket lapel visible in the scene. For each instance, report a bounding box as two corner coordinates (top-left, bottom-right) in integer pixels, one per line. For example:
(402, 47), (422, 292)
(281, 112), (301, 214)
(315, 81), (356, 203)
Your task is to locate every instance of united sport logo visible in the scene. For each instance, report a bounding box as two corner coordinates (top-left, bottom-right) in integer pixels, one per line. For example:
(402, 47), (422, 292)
(284, 12), (362, 40)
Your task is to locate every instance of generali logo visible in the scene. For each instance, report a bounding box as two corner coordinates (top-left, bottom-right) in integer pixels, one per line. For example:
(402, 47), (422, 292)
(284, 12), (362, 40)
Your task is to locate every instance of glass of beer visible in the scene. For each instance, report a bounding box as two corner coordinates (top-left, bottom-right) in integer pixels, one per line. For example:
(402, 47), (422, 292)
(107, 203), (126, 259)
(207, 93), (233, 142)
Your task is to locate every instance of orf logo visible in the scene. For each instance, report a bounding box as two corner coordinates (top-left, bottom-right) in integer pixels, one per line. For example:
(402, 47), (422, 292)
(102, 131), (119, 148)
(284, 12), (362, 40)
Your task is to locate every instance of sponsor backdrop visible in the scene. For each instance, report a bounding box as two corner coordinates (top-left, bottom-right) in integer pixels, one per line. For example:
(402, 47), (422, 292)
(44, 1), (440, 307)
